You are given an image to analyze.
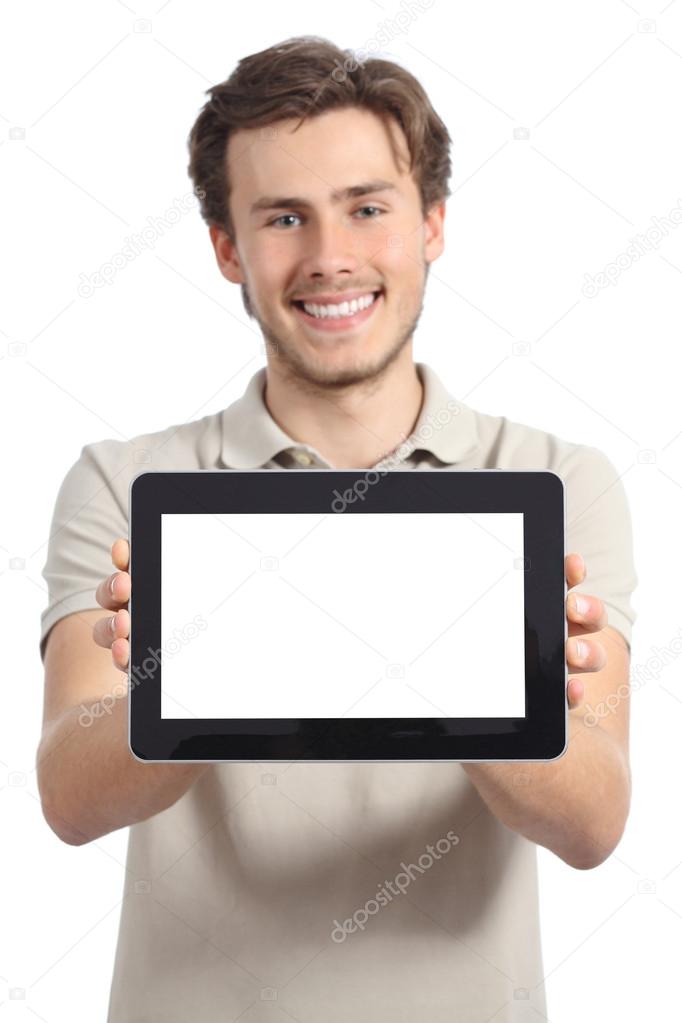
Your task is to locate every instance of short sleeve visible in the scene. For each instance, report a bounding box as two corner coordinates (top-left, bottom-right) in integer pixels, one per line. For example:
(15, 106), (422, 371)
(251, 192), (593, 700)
(562, 444), (638, 651)
(38, 442), (130, 663)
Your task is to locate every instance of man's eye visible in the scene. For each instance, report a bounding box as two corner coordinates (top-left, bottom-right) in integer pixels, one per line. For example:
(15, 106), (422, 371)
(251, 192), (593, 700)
(268, 206), (385, 228)
(269, 214), (301, 228)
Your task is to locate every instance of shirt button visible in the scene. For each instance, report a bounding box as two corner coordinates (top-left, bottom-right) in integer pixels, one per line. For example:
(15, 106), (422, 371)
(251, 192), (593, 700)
(293, 450), (313, 466)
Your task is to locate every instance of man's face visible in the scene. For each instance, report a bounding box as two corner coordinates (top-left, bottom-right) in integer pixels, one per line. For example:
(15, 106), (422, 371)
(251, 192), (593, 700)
(210, 106), (445, 389)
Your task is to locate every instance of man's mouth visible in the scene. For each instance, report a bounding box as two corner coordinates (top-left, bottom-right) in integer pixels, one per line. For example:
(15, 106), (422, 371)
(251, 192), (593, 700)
(290, 289), (383, 333)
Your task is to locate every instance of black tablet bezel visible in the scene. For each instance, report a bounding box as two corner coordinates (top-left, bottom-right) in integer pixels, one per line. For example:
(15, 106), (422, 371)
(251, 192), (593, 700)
(129, 469), (567, 763)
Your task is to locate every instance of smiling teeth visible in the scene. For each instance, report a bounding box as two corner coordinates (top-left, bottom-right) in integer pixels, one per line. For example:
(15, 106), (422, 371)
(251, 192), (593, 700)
(302, 292), (376, 319)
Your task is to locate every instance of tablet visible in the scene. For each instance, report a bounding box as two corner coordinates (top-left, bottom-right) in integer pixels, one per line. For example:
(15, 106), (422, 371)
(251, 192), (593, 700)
(128, 469), (567, 763)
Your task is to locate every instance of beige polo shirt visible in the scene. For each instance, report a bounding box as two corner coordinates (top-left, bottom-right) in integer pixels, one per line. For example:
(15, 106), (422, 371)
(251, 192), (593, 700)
(39, 361), (637, 1022)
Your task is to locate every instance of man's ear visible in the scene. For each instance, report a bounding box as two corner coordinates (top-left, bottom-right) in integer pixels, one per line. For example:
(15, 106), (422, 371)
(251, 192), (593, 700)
(424, 201), (446, 266)
(208, 223), (245, 285)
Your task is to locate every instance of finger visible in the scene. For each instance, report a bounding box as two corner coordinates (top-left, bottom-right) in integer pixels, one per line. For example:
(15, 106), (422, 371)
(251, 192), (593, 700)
(95, 569), (131, 611)
(567, 677), (584, 709)
(566, 593), (609, 635)
(566, 636), (607, 674)
(111, 538), (129, 572)
(565, 552), (586, 588)
(92, 608), (130, 649)
(111, 636), (129, 672)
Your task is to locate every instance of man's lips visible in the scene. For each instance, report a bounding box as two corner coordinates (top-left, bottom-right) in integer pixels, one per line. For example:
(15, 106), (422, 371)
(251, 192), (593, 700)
(290, 289), (384, 334)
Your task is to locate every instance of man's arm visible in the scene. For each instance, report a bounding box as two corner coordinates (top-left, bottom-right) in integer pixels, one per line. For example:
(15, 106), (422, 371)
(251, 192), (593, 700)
(462, 554), (632, 870)
(37, 606), (210, 847)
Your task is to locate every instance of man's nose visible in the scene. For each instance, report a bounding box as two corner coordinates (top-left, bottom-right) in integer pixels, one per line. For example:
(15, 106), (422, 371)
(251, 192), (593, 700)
(300, 215), (361, 278)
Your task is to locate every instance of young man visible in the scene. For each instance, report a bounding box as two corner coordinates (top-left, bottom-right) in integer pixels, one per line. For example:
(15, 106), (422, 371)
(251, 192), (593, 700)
(37, 36), (636, 1022)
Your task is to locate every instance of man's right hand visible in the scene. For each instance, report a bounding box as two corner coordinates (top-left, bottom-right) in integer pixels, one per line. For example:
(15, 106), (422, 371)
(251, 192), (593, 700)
(93, 538), (131, 672)
(40, 538), (211, 846)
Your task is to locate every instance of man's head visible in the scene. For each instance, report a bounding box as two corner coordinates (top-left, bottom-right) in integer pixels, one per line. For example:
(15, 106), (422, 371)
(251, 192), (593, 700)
(187, 36), (451, 391)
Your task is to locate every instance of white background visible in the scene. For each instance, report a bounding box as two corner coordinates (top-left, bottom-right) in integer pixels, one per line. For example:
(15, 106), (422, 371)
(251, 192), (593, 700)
(160, 511), (526, 718)
(2, 0), (679, 1020)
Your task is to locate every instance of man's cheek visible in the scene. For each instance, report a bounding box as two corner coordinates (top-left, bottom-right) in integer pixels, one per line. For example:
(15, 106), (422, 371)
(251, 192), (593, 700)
(392, 281), (421, 319)
(382, 238), (410, 271)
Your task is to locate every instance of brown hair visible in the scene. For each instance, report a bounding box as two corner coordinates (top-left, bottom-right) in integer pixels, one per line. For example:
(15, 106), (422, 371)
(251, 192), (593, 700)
(187, 35), (452, 241)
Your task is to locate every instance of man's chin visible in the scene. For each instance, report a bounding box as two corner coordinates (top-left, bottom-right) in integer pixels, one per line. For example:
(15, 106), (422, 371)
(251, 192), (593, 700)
(275, 344), (385, 390)
(267, 336), (412, 393)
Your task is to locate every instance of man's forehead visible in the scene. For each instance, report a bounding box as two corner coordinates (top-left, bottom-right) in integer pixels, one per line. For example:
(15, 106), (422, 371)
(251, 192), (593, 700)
(226, 108), (412, 197)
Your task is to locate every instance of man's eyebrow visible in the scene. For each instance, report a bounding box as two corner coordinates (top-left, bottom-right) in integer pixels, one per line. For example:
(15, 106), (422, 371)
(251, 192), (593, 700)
(249, 180), (398, 215)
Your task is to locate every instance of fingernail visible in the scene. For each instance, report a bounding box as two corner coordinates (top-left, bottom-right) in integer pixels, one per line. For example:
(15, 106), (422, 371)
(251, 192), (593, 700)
(110, 575), (117, 597)
(111, 614), (117, 635)
(573, 594), (589, 615)
(576, 639), (588, 661)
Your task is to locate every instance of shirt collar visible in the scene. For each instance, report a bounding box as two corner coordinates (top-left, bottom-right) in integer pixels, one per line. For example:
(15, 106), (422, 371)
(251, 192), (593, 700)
(219, 361), (479, 469)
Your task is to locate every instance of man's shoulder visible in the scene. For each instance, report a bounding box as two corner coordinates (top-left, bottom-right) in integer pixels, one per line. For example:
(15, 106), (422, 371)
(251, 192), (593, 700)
(78, 407), (224, 479)
(467, 403), (613, 478)
(462, 405), (631, 538)
(54, 408), (224, 524)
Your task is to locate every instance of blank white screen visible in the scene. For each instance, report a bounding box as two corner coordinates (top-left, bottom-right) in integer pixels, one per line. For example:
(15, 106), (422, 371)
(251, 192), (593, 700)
(159, 512), (526, 719)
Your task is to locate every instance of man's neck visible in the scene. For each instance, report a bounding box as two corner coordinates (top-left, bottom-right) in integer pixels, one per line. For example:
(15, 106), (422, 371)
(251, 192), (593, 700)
(263, 347), (424, 470)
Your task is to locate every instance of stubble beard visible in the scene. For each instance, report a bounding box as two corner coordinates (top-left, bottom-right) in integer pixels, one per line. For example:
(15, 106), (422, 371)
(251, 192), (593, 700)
(243, 266), (429, 398)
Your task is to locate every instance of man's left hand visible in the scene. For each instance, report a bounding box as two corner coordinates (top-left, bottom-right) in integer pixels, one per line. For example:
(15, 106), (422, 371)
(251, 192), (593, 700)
(565, 553), (608, 711)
